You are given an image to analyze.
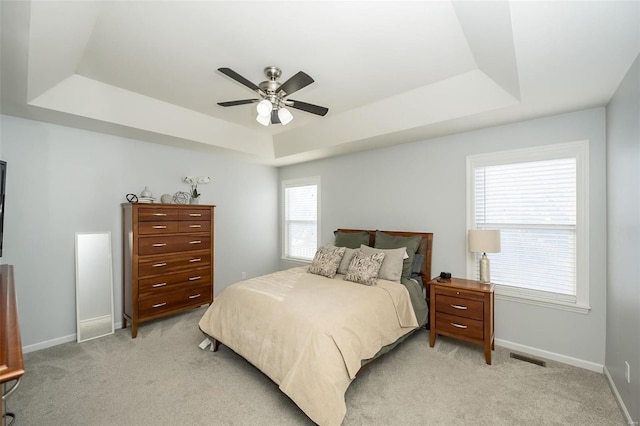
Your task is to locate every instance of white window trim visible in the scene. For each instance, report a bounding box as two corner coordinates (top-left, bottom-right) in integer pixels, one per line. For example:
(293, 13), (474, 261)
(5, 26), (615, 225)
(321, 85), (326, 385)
(466, 141), (591, 314)
(281, 176), (321, 262)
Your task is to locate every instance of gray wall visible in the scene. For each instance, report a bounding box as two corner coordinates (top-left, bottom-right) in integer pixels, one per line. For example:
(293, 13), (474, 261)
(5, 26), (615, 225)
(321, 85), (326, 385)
(280, 108), (608, 367)
(605, 53), (640, 423)
(1, 114), (280, 349)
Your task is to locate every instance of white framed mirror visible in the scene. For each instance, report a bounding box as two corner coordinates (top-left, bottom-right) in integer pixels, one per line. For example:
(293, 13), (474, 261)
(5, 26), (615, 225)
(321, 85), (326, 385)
(75, 232), (115, 342)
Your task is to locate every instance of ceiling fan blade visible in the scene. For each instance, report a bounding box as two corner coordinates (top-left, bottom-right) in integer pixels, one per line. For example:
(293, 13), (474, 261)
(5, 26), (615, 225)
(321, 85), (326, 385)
(217, 99), (259, 107)
(271, 110), (281, 124)
(218, 68), (263, 95)
(277, 71), (314, 96)
(288, 99), (329, 116)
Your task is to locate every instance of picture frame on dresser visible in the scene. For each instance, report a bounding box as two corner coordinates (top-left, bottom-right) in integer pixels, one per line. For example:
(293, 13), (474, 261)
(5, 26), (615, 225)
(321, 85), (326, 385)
(121, 203), (215, 338)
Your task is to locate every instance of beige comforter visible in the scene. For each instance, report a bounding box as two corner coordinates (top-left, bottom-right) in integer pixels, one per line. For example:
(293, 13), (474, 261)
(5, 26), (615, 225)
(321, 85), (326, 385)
(198, 266), (418, 425)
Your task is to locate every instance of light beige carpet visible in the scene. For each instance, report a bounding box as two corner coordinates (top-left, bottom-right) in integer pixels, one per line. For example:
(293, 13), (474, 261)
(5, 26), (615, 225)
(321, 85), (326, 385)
(9, 306), (624, 425)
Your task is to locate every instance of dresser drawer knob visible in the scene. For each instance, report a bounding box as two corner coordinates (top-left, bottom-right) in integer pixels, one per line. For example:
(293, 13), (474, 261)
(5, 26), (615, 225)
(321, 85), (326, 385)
(189, 258), (201, 263)
(189, 276), (202, 281)
(456, 291), (460, 295)
(152, 243), (167, 247)
(152, 302), (167, 308)
(189, 225), (202, 228)
(189, 293), (202, 299)
(189, 213), (202, 217)
(152, 225), (167, 229)
(189, 240), (202, 244)
(152, 282), (167, 288)
(450, 322), (468, 329)
(152, 262), (167, 267)
(450, 304), (467, 310)
(152, 213), (167, 216)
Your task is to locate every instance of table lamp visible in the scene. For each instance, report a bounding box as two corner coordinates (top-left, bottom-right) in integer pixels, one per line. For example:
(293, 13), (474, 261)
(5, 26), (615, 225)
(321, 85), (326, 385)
(468, 230), (501, 284)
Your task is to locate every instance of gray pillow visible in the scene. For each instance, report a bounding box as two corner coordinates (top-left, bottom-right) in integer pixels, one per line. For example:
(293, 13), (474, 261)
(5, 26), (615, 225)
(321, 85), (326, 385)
(374, 231), (422, 280)
(334, 230), (370, 249)
(359, 245), (405, 282)
(337, 247), (359, 275)
(344, 251), (386, 286)
(308, 245), (346, 279)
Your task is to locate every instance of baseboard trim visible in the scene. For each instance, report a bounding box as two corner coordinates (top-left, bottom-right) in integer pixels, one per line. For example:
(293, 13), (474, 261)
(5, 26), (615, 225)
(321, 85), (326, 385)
(23, 333), (76, 354)
(495, 338), (603, 373)
(604, 366), (637, 426)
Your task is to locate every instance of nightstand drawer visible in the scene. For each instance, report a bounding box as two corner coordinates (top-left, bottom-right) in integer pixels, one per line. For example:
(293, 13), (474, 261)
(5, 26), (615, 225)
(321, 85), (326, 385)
(436, 312), (484, 340)
(436, 295), (483, 320)
(435, 286), (486, 302)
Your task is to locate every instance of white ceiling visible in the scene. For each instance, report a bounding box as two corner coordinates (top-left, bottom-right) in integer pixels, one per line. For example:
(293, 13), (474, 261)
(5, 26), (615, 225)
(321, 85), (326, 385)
(1, 1), (639, 166)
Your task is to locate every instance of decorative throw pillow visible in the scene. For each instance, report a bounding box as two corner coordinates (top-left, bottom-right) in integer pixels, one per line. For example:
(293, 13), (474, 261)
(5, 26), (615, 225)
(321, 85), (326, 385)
(334, 230), (370, 249)
(374, 231), (422, 281)
(308, 245), (346, 278)
(344, 251), (386, 286)
(359, 245), (405, 282)
(337, 247), (359, 275)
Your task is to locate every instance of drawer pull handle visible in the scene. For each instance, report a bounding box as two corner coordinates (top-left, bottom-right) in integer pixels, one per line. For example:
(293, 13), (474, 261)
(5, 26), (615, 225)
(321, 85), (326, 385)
(152, 262), (167, 267)
(189, 240), (202, 244)
(152, 283), (167, 288)
(189, 224), (202, 228)
(189, 276), (202, 281)
(450, 322), (468, 329)
(189, 258), (201, 263)
(189, 213), (202, 217)
(189, 293), (202, 299)
(152, 225), (167, 229)
(152, 302), (167, 308)
(450, 304), (467, 310)
(152, 213), (167, 216)
(152, 243), (167, 247)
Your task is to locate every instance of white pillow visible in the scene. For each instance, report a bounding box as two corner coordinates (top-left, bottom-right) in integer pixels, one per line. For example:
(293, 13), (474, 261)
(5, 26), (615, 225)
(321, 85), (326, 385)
(359, 244), (406, 282)
(337, 247), (359, 275)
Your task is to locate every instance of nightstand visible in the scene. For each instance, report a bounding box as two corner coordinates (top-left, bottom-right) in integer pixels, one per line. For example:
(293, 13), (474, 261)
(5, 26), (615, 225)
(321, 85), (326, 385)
(428, 277), (495, 364)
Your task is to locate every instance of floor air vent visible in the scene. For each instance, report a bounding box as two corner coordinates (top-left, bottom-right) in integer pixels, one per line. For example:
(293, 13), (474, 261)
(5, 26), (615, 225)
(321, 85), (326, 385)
(510, 352), (546, 367)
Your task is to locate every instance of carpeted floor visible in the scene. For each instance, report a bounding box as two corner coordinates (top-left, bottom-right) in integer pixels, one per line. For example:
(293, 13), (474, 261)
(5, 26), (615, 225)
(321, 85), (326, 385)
(8, 306), (624, 425)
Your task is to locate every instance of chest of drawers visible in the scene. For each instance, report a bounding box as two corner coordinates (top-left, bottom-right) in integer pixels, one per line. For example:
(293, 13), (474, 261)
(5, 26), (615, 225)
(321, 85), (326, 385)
(122, 203), (215, 338)
(428, 277), (494, 364)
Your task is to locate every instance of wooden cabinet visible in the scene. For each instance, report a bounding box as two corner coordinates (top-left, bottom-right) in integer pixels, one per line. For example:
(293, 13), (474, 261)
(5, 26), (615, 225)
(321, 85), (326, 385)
(122, 203), (215, 338)
(428, 277), (494, 364)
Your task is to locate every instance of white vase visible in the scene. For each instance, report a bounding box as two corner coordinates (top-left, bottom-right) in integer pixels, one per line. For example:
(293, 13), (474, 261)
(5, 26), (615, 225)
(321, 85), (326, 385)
(190, 197), (200, 204)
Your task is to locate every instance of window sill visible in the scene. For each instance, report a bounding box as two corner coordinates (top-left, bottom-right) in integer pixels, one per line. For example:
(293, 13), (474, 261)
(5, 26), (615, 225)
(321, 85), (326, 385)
(495, 285), (591, 314)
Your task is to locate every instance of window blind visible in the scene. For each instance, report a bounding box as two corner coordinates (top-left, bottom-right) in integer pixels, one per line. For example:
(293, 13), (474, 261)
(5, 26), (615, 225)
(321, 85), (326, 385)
(284, 182), (318, 260)
(474, 158), (577, 298)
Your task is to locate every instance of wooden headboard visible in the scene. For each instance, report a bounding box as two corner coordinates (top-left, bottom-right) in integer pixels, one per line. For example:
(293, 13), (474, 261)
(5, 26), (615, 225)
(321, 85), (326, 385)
(335, 229), (433, 287)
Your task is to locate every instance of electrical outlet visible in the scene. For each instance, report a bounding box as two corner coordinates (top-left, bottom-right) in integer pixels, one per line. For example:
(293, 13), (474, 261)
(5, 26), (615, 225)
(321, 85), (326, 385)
(625, 361), (631, 383)
(241, 271), (247, 279)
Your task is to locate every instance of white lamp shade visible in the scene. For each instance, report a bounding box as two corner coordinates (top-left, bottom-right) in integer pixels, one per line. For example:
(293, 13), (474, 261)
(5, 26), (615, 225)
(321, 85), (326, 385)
(278, 107), (293, 125)
(256, 99), (272, 117)
(468, 230), (501, 253)
(256, 114), (270, 126)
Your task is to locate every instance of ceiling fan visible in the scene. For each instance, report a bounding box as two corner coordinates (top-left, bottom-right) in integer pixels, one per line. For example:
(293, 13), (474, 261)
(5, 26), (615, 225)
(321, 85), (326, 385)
(217, 66), (329, 126)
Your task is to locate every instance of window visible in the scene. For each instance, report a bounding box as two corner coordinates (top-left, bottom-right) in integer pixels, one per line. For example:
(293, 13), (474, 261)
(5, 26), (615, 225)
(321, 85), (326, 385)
(467, 141), (590, 313)
(282, 177), (320, 261)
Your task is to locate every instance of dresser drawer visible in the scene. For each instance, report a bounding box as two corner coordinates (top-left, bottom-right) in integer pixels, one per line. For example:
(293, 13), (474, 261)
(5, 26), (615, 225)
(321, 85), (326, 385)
(178, 221), (211, 233)
(435, 312), (484, 341)
(138, 269), (211, 296)
(435, 286), (486, 302)
(138, 221), (180, 235)
(138, 235), (211, 255)
(138, 208), (180, 221)
(179, 209), (211, 221)
(138, 284), (212, 318)
(138, 250), (211, 277)
(436, 295), (483, 321)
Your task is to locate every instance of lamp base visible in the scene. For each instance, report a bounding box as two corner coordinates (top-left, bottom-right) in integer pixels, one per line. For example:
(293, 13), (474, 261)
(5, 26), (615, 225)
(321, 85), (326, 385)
(479, 253), (491, 283)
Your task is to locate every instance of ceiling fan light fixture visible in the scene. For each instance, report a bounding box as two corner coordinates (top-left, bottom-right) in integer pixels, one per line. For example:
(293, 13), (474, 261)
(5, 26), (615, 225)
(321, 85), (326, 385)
(256, 114), (270, 126)
(278, 107), (293, 125)
(256, 99), (272, 117)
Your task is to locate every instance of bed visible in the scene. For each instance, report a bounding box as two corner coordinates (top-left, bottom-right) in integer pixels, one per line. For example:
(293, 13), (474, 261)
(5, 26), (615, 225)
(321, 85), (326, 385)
(198, 229), (433, 425)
